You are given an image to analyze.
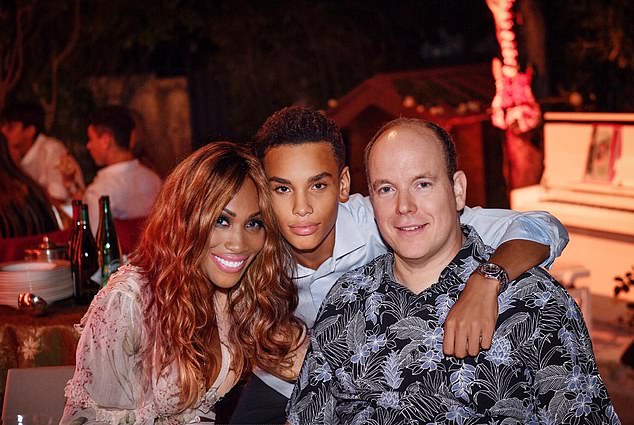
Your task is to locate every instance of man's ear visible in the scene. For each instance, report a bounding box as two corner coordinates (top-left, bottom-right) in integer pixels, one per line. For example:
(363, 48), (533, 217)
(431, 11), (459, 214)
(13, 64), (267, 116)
(452, 170), (467, 211)
(102, 132), (115, 150)
(338, 166), (351, 202)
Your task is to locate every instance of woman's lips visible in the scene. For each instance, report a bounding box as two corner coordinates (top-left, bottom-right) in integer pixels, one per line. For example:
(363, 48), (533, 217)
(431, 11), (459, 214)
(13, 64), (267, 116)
(212, 255), (248, 273)
(289, 223), (319, 236)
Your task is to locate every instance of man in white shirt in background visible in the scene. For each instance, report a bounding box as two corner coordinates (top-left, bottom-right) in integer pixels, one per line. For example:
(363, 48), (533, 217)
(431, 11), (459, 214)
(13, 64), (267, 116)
(78, 105), (162, 235)
(1, 102), (85, 204)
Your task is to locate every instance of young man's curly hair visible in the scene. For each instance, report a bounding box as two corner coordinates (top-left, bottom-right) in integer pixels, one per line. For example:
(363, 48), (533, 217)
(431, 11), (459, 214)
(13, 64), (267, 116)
(254, 106), (346, 171)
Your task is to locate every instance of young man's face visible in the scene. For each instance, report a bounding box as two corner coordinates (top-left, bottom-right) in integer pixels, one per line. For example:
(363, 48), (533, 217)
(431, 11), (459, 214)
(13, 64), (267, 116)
(1, 121), (35, 162)
(368, 124), (466, 274)
(86, 125), (110, 166)
(263, 141), (350, 270)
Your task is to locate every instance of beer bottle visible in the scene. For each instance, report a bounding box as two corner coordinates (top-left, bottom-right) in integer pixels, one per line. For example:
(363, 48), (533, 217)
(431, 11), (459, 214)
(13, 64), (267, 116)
(96, 196), (122, 287)
(72, 204), (100, 304)
(67, 200), (83, 260)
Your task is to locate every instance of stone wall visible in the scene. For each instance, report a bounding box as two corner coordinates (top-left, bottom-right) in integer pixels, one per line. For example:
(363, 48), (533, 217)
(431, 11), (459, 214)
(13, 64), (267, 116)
(90, 74), (192, 178)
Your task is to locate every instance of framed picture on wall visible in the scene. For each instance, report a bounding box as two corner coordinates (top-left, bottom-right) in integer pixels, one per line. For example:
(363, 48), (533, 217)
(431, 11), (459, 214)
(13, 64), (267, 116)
(585, 124), (622, 183)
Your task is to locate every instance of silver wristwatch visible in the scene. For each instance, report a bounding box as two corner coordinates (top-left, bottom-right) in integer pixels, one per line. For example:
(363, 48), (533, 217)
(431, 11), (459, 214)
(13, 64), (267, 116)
(475, 262), (510, 294)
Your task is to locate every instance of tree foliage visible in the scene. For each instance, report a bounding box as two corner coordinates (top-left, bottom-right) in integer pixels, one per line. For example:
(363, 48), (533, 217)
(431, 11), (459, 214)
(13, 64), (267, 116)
(1, 0), (631, 145)
(544, 0), (634, 110)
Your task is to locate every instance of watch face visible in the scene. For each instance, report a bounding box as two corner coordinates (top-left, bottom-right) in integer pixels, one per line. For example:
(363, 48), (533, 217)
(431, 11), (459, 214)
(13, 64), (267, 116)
(478, 262), (509, 294)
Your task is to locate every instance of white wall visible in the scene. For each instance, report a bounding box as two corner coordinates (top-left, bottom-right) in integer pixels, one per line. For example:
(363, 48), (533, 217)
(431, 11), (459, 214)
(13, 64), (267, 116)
(512, 113), (634, 300)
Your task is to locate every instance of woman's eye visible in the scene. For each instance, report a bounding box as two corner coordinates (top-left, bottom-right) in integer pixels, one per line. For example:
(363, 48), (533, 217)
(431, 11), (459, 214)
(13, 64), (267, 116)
(246, 219), (264, 230)
(216, 215), (230, 227)
(274, 185), (290, 194)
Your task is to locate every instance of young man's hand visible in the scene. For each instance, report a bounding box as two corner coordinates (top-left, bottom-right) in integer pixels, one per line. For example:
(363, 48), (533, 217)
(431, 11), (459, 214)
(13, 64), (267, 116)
(443, 239), (550, 358)
(58, 152), (84, 199)
(443, 273), (499, 358)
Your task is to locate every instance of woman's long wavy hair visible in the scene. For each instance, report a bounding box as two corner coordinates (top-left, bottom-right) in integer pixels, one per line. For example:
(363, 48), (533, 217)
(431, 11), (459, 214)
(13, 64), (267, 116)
(0, 133), (58, 237)
(131, 142), (303, 410)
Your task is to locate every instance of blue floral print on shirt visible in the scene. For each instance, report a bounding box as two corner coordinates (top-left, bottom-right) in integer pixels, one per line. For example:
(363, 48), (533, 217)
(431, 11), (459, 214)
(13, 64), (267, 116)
(287, 226), (619, 425)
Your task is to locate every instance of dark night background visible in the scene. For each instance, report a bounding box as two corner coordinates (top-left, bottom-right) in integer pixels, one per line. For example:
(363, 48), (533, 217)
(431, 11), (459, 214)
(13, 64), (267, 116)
(1, 0), (632, 149)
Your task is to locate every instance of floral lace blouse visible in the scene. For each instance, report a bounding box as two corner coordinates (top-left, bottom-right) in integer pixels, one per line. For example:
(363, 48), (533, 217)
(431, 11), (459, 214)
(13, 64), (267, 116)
(61, 265), (235, 424)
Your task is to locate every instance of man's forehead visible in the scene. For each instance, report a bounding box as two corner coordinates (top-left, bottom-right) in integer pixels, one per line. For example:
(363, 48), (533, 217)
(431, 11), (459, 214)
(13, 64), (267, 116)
(371, 126), (442, 162)
(264, 142), (339, 168)
(380, 123), (437, 145)
(88, 124), (113, 137)
(2, 120), (24, 129)
(369, 126), (447, 183)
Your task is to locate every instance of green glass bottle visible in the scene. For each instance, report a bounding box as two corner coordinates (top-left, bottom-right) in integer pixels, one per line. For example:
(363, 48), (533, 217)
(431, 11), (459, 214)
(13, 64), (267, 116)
(96, 196), (122, 287)
(72, 204), (100, 304)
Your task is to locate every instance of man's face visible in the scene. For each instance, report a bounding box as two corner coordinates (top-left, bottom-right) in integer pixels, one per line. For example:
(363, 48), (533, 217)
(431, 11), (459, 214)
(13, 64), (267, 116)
(1, 121), (35, 162)
(368, 124), (466, 271)
(86, 125), (110, 166)
(263, 141), (350, 269)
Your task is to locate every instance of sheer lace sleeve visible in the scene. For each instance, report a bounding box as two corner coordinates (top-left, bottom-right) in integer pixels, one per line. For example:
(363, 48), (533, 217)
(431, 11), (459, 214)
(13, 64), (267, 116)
(61, 266), (156, 425)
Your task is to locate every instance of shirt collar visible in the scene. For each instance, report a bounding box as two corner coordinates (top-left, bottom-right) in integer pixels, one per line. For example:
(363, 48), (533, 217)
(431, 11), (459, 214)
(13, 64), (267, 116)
(381, 225), (494, 291)
(332, 201), (367, 260)
(439, 224), (494, 286)
(95, 159), (139, 177)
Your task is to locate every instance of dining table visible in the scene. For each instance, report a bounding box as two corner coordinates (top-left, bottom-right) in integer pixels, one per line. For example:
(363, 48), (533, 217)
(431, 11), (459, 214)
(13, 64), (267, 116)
(0, 298), (87, 408)
(0, 222), (144, 412)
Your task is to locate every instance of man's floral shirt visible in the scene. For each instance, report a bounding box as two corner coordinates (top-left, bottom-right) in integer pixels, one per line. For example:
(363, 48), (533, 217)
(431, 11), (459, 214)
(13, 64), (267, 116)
(287, 226), (619, 425)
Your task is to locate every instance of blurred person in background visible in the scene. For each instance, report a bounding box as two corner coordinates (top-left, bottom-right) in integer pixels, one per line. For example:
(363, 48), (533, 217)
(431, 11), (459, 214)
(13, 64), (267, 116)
(62, 142), (305, 423)
(75, 105), (162, 234)
(1, 102), (85, 205)
(0, 133), (59, 238)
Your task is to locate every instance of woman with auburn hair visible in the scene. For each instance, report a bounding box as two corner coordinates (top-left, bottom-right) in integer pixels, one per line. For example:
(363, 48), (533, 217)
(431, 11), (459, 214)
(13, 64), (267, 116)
(0, 133), (59, 237)
(62, 142), (305, 423)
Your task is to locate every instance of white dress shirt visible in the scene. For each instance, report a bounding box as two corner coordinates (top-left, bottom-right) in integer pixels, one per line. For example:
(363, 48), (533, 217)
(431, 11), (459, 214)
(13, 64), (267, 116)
(83, 159), (162, 235)
(255, 194), (569, 397)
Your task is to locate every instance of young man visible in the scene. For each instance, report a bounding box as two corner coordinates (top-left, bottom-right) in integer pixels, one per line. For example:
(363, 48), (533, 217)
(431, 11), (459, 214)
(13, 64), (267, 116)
(79, 106), (162, 234)
(1, 103), (84, 203)
(229, 107), (568, 424)
(287, 118), (617, 424)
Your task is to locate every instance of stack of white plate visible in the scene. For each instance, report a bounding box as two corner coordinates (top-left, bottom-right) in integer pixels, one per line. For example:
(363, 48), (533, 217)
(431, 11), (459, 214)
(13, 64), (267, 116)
(0, 260), (73, 308)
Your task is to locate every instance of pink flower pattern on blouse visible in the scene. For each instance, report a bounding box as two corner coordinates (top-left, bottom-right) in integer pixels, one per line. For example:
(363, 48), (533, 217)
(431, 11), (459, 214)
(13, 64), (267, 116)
(61, 265), (233, 424)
